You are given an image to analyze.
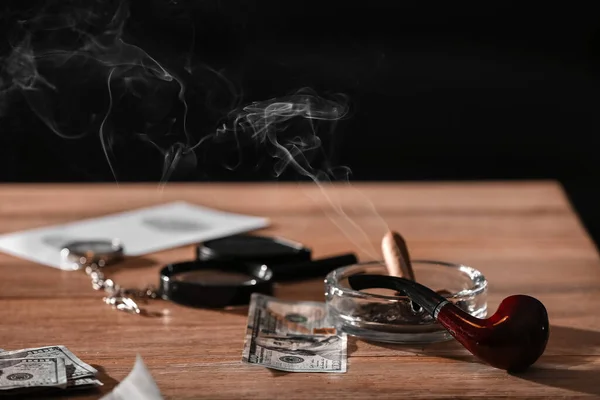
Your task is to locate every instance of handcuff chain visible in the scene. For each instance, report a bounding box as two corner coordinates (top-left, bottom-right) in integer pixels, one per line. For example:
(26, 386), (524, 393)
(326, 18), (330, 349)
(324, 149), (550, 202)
(84, 263), (160, 315)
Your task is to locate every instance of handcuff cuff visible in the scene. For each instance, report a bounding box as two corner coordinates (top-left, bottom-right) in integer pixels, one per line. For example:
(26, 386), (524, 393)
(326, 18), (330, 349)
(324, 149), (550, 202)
(61, 239), (159, 315)
(61, 235), (358, 315)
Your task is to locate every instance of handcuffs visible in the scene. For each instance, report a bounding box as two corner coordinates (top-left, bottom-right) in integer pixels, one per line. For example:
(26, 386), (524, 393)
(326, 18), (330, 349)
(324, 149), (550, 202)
(61, 235), (358, 315)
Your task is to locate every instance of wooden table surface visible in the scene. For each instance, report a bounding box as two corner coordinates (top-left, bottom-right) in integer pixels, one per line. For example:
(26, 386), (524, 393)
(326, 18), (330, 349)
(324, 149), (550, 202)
(0, 181), (599, 399)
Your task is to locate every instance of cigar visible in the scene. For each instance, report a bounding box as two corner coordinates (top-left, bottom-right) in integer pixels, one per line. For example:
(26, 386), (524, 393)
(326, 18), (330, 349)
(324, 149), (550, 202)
(382, 231), (415, 280)
(381, 230), (450, 299)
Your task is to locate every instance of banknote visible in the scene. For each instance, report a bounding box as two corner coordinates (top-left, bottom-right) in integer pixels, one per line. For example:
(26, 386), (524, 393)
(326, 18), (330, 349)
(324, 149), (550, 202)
(0, 345), (97, 381)
(0, 357), (67, 390)
(69, 377), (104, 389)
(242, 294), (347, 373)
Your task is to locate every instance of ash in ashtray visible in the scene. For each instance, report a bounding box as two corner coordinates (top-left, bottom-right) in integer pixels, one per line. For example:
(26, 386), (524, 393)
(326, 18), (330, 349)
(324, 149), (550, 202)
(355, 297), (468, 325)
(356, 301), (432, 324)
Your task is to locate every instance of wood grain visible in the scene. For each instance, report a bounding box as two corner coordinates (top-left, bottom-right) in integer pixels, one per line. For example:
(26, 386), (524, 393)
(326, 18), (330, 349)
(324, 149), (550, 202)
(0, 181), (598, 399)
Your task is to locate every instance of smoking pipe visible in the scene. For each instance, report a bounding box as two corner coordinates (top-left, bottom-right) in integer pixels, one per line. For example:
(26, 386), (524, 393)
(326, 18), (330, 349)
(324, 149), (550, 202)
(348, 274), (549, 372)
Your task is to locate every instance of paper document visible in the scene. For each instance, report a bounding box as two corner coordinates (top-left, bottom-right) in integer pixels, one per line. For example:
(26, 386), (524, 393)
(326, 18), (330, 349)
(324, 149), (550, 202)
(0, 201), (268, 269)
(101, 355), (163, 400)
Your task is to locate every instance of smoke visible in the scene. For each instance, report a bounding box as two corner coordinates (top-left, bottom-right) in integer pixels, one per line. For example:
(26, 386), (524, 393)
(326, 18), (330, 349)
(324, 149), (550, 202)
(0, 0), (235, 182)
(215, 90), (390, 258)
(0, 0), (386, 258)
(213, 88), (349, 177)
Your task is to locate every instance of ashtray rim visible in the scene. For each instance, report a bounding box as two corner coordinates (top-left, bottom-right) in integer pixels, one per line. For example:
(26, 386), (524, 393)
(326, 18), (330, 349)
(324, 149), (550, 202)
(325, 259), (488, 301)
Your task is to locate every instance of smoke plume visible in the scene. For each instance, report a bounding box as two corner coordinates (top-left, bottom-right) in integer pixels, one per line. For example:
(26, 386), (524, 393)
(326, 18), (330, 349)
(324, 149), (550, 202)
(0, 0), (349, 183)
(0, 0), (385, 258)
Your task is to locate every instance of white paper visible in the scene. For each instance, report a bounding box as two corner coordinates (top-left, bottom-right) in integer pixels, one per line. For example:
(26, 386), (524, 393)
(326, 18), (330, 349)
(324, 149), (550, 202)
(0, 201), (268, 270)
(101, 355), (163, 400)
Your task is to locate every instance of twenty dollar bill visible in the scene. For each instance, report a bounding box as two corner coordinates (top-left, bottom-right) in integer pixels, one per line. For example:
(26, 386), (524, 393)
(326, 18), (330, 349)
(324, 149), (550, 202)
(242, 294), (347, 373)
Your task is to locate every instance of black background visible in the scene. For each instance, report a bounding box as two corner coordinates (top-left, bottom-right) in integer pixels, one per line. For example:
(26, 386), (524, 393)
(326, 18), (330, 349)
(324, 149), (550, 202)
(1, 1), (599, 244)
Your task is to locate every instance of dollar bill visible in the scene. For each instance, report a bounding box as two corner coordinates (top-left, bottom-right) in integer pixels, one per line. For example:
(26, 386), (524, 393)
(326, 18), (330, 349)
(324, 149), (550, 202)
(69, 377), (104, 389)
(0, 346), (97, 381)
(0, 357), (67, 390)
(242, 293), (347, 373)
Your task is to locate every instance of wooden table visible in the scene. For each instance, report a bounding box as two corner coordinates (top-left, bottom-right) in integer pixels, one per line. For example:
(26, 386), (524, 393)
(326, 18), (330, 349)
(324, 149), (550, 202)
(0, 181), (599, 399)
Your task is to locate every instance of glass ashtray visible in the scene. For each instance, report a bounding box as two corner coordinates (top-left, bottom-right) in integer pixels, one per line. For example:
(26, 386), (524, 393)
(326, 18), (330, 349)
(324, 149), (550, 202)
(324, 260), (488, 343)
